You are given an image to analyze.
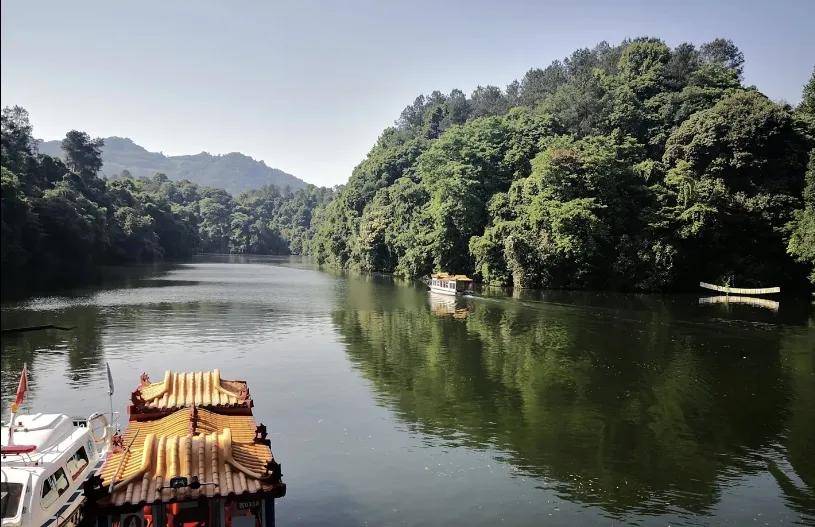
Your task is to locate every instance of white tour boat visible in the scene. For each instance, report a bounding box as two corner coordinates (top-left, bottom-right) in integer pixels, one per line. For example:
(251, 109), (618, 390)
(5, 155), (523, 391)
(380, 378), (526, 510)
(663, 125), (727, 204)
(427, 273), (473, 296)
(1, 365), (114, 527)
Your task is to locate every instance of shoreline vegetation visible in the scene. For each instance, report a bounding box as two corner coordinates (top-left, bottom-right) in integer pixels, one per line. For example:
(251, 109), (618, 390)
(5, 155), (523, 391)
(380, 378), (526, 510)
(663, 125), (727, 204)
(2, 37), (814, 293)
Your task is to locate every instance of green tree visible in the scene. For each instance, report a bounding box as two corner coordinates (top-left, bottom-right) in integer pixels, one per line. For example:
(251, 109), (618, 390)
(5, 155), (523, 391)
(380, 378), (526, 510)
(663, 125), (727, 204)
(1, 167), (41, 271)
(662, 90), (811, 286)
(800, 68), (815, 116)
(787, 151), (815, 283)
(469, 85), (508, 118)
(699, 38), (745, 76)
(61, 130), (104, 182)
(1, 106), (37, 176)
(519, 62), (569, 107)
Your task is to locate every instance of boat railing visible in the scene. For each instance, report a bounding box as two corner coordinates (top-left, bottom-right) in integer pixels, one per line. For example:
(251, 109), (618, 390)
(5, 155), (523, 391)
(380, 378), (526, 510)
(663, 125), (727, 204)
(0, 445), (37, 462)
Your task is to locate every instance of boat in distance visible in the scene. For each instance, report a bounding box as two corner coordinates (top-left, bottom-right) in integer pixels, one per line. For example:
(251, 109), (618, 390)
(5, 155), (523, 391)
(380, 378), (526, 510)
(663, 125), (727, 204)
(427, 273), (474, 296)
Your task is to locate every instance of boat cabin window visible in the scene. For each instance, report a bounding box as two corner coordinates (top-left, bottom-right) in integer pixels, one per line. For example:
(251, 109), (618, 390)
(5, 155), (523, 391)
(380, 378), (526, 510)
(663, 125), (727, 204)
(40, 467), (69, 509)
(67, 446), (90, 479)
(1, 482), (23, 519)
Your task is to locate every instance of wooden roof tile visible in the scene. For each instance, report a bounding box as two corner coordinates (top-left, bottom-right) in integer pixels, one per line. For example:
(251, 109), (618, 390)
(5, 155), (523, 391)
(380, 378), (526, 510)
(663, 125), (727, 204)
(130, 369), (251, 418)
(99, 407), (280, 506)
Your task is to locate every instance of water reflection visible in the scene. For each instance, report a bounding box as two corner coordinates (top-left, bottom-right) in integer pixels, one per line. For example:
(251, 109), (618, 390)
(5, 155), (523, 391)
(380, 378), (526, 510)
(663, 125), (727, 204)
(1, 308), (107, 400)
(334, 278), (815, 519)
(428, 292), (472, 319)
(1, 261), (813, 525)
(699, 295), (781, 311)
(1, 260), (332, 407)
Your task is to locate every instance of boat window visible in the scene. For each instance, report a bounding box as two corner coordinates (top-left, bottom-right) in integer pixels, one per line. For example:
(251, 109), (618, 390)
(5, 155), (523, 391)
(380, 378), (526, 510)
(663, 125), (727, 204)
(67, 446), (90, 479)
(1, 482), (23, 519)
(55, 469), (69, 493)
(41, 467), (69, 510)
(41, 476), (58, 510)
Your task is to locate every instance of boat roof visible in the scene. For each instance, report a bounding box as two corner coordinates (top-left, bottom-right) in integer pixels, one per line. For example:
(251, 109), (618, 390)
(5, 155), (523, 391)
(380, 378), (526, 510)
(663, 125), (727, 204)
(1, 414), (88, 470)
(97, 406), (283, 508)
(130, 369), (251, 419)
(431, 273), (472, 281)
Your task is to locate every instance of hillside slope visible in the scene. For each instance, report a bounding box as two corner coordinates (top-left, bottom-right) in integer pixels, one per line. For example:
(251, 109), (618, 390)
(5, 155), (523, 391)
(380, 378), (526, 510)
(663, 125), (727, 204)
(37, 136), (305, 194)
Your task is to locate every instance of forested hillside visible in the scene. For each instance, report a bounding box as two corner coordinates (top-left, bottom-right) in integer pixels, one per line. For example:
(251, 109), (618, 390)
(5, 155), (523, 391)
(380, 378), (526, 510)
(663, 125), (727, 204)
(1, 112), (334, 280)
(309, 38), (815, 290)
(3, 37), (814, 291)
(37, 136), (305, 195)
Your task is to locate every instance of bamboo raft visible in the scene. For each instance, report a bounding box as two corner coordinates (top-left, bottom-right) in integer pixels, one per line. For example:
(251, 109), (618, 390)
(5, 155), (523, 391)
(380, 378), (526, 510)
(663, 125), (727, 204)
(699, 282), (781, 296)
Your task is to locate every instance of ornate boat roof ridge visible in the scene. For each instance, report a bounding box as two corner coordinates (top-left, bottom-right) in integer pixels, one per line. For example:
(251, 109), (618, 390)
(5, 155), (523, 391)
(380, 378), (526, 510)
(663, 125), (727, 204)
(130, 369), (252, 419)
(96, 406), (283, 507)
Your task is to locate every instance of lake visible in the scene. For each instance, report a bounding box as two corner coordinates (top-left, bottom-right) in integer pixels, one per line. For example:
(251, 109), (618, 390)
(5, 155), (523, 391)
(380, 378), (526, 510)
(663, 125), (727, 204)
(1, 256), (813, 526)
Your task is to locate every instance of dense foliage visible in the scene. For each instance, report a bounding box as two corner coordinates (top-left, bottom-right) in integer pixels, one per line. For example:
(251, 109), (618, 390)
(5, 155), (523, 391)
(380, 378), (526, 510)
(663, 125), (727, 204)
(310, 39), (815, 290)
(3, 38), (813, 291)
(1, 108), (334, 281)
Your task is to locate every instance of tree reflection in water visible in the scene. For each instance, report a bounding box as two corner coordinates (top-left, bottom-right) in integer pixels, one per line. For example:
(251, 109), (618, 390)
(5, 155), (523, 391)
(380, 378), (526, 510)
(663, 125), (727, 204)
(333, 279), (815, 517)
(1, 307), (107, 398)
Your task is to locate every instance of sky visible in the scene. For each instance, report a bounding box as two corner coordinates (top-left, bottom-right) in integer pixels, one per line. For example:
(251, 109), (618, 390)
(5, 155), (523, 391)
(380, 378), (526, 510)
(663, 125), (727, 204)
(2, 0), (813, 186)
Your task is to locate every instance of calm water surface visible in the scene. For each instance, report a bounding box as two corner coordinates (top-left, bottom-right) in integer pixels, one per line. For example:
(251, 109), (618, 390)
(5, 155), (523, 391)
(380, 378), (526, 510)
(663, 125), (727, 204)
(2, 256), (814, 526)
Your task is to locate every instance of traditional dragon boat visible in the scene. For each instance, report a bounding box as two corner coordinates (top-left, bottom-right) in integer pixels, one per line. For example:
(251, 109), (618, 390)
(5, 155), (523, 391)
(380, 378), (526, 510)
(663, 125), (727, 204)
(82, 369), (284, 527)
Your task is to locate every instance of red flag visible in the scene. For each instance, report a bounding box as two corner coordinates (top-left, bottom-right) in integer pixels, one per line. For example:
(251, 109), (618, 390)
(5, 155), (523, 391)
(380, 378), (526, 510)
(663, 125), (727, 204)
(12, 364), (28, 412)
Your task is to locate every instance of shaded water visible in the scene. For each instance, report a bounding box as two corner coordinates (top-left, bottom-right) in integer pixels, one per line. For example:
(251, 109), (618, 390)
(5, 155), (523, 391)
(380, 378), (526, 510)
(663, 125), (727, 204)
(2, 256), (814, 526)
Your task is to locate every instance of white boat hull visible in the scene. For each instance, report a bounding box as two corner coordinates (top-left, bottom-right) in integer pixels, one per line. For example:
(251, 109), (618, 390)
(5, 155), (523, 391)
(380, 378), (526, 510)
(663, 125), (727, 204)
(429, 284), (459, 296)
(1, 413), (112, 527)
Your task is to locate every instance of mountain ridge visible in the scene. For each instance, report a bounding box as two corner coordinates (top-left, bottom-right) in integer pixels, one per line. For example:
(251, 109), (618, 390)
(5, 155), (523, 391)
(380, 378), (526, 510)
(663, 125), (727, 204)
(37, 136), (306, 195)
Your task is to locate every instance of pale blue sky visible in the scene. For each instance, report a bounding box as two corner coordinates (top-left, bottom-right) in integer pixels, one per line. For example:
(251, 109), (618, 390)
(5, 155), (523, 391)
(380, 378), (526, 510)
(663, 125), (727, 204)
(2, 0), (813, 186)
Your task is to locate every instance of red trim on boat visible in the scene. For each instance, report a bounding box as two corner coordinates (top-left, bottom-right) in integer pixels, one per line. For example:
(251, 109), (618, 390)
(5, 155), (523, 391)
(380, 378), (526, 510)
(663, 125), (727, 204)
(1, 444), (36, 454)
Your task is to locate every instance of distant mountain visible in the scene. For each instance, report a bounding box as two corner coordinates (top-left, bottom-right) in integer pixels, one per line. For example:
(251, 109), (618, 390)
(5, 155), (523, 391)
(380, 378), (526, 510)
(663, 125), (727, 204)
(37, 137), (305, 195)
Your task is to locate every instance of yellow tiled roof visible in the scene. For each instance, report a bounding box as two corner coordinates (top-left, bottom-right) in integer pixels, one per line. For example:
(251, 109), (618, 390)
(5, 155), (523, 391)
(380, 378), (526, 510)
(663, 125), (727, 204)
(134, 369), (249, 411)
(431, 273), (472, 281)
(100, 407), (275, 506)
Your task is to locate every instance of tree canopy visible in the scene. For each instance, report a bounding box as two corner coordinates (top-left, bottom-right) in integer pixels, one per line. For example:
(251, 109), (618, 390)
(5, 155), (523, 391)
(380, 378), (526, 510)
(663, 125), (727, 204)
(1, 109), (334, 283)
(308, 38), (815, 290)
(3, 37), (813, 291)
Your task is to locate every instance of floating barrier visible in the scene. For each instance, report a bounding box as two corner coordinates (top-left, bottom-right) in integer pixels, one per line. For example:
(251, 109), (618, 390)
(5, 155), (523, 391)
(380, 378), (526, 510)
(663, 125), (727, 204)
(699, 282), (781, 295)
